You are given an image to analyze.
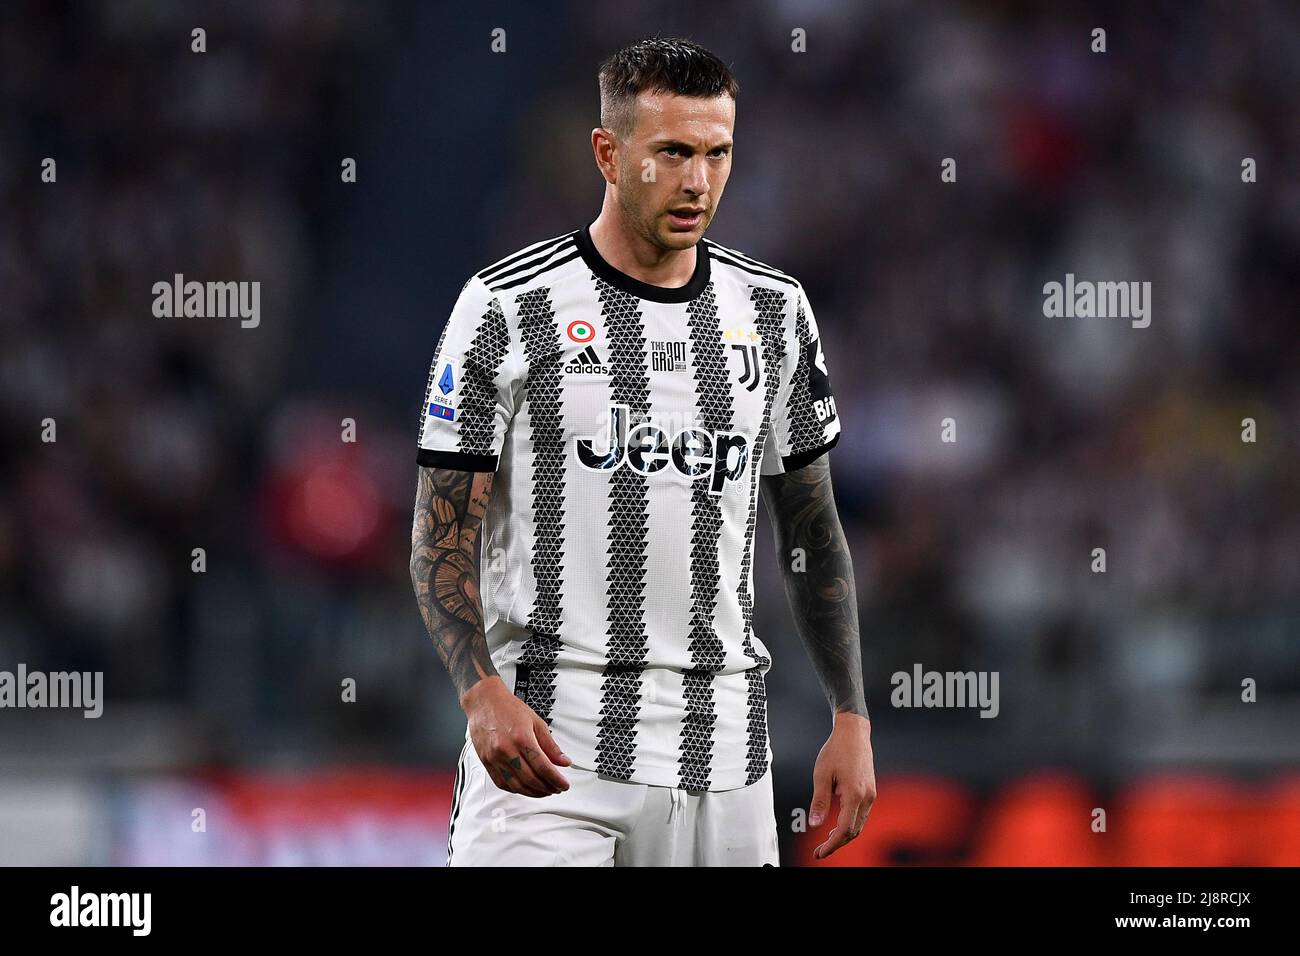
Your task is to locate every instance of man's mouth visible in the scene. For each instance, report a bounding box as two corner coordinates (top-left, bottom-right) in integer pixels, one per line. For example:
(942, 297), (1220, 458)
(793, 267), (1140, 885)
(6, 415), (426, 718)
(667, 207), (705, 229)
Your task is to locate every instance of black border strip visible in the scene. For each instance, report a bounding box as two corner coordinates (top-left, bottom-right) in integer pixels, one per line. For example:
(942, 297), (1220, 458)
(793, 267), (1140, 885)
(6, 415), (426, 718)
(417, 447), (500, 471)
(574, 222), (710, 303)
(781, 431), (840, 472)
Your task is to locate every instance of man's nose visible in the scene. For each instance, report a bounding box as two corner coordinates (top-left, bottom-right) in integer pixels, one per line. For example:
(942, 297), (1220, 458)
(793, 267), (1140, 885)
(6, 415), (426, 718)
(682, 157), (709, 196)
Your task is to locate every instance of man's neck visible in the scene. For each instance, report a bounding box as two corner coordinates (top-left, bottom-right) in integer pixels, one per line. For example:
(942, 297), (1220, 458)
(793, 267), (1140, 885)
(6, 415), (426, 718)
(588, 208), (696, 289)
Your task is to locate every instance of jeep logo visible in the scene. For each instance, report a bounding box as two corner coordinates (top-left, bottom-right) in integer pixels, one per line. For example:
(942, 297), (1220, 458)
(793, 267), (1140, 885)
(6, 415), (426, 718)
(575, 404), (750, 495)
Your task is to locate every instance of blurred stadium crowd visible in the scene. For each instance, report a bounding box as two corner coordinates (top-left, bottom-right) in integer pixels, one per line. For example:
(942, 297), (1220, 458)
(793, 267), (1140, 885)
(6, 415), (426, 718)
(1, 0), (1296, 863)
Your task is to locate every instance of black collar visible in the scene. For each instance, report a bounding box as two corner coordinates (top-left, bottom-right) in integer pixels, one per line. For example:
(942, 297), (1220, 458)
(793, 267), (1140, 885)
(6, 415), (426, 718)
(575, 222), (710, 303)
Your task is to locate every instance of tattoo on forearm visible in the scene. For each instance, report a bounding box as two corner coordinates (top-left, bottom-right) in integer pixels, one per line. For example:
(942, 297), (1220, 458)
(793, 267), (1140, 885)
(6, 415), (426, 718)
(761, 456), (869, 720)
(410, 466), (498, 699)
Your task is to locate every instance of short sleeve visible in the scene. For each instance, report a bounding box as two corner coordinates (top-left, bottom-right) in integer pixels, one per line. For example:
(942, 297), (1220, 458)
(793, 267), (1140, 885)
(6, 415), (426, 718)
(760, 283), (842, 475)
(416, 274), (517, 472)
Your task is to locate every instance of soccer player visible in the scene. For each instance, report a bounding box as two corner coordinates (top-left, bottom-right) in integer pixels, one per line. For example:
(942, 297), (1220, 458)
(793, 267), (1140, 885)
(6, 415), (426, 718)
(411, 36), (875, 866)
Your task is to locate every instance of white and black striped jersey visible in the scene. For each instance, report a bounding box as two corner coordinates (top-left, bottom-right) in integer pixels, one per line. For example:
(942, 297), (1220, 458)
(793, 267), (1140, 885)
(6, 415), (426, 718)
(417, 223), (841, 791)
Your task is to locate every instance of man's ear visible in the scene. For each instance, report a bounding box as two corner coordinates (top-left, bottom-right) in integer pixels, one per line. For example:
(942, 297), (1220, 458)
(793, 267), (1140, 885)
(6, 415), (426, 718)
(591, 127), (618, 185)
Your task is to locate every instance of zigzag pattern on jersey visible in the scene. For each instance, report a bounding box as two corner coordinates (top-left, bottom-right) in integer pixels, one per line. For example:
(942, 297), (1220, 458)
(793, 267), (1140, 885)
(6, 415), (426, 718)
(593, 277), (652, 782)
(513, 287), (566, 722)
(439, 295), (510, 456)
(737, 284), (790, 784)
(785, 294), (825, 457)
(418, 283), (461, 437)
(678, 281), (730, 790)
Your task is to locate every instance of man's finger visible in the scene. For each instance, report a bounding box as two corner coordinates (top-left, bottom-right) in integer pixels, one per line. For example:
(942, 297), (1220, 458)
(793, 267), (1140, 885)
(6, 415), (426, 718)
(491, 752), (549, 797)
(535, 717), (573, 767)
(518, 728), (570, 793)
(504, 749), (554, 797)
(851, 789), (876, 837)
(487, 760), (523, 795)
(816, 792), (864, 859)
(808, 764), (833, 829)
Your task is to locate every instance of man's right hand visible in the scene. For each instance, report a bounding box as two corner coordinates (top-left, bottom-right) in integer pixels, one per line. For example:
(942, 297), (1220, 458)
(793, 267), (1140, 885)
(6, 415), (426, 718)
(461, 676), (572, 797)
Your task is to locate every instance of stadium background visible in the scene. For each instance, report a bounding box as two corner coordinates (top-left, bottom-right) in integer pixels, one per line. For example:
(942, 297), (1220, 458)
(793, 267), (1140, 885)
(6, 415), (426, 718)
(1, 0), (1297, 865)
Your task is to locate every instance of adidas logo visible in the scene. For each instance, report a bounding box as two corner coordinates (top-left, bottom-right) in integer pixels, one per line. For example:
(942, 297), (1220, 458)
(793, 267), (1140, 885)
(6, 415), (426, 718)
(564, 344), (611, 375)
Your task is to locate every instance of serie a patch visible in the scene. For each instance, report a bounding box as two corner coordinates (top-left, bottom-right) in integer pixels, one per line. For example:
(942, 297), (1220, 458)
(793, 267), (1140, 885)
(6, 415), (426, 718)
(429, 358), (458, 419)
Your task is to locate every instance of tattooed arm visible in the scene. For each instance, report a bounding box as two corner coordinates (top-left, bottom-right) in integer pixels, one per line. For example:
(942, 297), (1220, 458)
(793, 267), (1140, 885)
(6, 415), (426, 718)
(761, 454), (875, 858)
(760, 455), (867, 719)
(410, 465), (570, 796)
(409, 465), (498, 699)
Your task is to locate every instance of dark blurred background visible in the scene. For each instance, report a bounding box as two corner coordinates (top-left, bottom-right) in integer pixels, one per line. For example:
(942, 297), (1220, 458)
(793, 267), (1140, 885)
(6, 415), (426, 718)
(1, 0), (1297, 865)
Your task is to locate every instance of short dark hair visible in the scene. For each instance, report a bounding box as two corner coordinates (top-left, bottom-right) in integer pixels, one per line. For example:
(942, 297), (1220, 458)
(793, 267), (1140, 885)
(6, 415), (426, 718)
(598, 37), (739, 139)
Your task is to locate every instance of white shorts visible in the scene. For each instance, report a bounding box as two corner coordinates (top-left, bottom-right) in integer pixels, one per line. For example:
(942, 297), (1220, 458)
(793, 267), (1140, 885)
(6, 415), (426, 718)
(445, 739), (780, 866)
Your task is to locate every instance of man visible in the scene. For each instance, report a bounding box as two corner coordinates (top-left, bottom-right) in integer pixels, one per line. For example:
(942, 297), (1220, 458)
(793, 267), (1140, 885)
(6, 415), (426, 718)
(411, 36), (875, 866)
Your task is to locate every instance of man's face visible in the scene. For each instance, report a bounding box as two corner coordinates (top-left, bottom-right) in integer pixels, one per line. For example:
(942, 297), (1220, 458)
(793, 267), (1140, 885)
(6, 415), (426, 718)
(610, 91), (735, 252)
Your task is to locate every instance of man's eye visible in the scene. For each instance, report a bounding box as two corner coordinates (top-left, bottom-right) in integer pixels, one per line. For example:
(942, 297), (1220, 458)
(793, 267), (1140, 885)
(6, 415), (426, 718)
(662, 147), (683, 157)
